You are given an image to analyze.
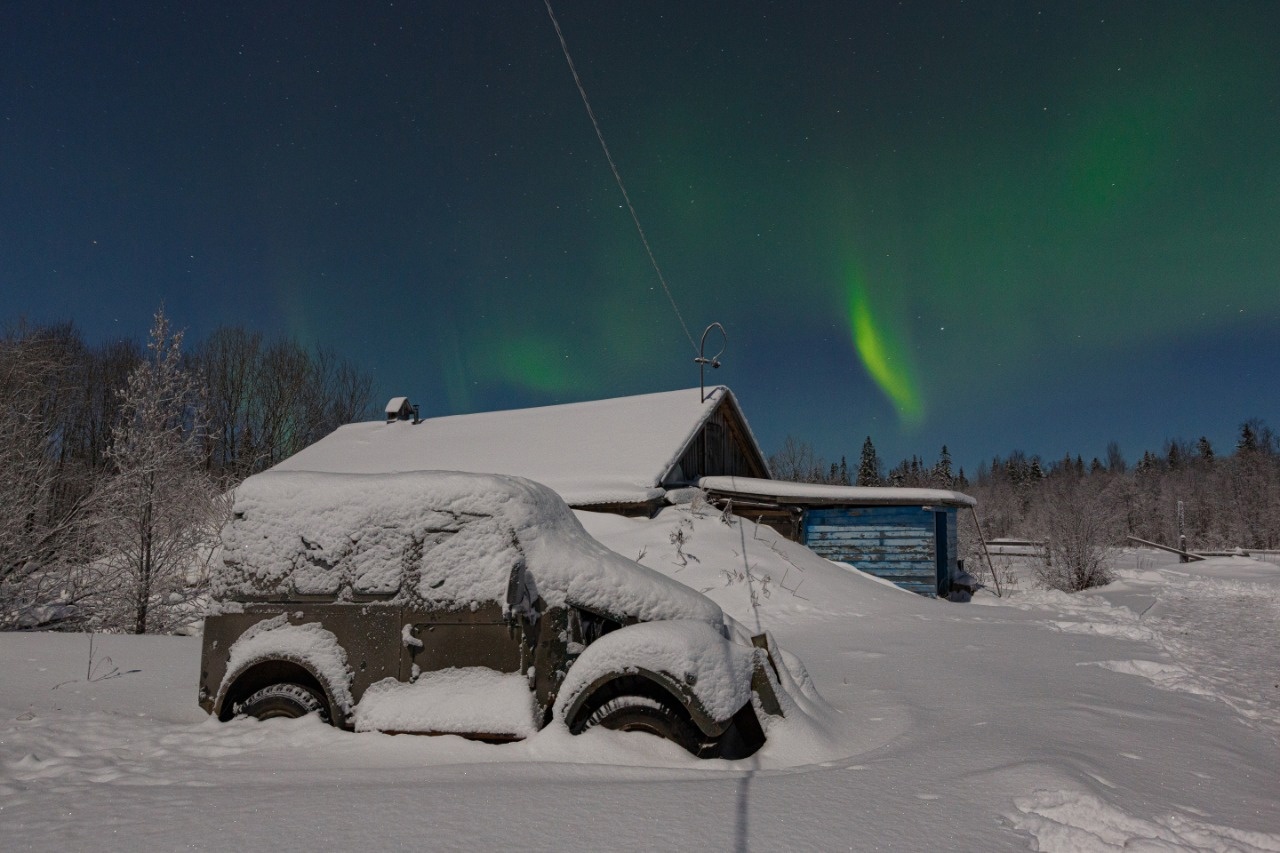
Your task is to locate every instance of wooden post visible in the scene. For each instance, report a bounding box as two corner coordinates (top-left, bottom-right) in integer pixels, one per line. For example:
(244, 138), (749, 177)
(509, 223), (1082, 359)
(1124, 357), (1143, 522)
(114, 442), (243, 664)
(969, 506), (1002, 598)
(1177, 500), (1188, 563)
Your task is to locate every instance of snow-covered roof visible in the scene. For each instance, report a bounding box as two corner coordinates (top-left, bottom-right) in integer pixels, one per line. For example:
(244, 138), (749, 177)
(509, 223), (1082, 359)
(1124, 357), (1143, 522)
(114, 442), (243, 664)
(274, 386), (755, 506)
(385, 396), (409, 414)
(698, 475), (977, 508)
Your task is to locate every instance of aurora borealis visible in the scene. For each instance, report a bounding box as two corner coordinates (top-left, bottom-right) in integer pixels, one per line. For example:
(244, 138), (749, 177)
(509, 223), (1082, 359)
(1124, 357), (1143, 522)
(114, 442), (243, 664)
(3, 1), (1278, 469)
(846, 267), (922, 426)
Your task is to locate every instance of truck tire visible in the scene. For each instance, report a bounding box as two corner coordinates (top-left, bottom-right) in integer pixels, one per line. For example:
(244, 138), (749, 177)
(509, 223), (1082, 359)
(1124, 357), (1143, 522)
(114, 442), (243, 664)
(238, 682), (329, 722)
(576, 694), (704, 755)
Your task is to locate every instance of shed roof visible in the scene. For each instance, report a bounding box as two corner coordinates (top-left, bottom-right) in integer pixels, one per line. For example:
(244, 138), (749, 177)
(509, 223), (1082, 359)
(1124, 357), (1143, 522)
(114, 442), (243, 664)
(698, 475), (977, 508)
(273, 386), (763, 507)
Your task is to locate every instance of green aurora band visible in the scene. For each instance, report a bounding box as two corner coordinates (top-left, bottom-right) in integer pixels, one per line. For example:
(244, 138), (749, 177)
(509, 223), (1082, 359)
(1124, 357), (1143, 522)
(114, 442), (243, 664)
(846, 271), (923, 426)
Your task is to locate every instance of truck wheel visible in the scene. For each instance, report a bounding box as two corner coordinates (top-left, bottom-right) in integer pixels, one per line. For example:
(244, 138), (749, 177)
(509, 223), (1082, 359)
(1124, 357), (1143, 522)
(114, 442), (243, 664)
(238, 682), (329, 722)
(576, 694), (704, 755)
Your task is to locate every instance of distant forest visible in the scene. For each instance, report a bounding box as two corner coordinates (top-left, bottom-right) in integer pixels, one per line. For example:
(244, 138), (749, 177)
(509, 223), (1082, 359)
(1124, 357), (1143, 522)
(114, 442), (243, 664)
(770, 423), (1280, 591)
(0, 311), (374, 633)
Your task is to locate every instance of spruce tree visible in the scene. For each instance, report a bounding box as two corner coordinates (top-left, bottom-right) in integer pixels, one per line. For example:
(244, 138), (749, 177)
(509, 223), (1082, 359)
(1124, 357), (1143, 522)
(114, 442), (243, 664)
(933, 445), (953, 488)
(1105, 441), (1126, 474)
(856, 436), (882, 486)
(1238, 423), (1258, 453)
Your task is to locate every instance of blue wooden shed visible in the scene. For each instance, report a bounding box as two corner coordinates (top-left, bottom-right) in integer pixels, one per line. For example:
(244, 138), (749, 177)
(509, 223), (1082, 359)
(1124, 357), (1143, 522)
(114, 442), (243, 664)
(699, 477), (977, 597)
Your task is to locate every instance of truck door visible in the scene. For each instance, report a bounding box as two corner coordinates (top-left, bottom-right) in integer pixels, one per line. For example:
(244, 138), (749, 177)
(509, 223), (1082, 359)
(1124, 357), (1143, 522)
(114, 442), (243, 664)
(399, 602), (525, 679)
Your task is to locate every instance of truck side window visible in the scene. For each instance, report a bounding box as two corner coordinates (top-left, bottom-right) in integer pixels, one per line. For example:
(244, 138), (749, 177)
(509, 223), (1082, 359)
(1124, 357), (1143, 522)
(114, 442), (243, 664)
(568, 607), (621, 650)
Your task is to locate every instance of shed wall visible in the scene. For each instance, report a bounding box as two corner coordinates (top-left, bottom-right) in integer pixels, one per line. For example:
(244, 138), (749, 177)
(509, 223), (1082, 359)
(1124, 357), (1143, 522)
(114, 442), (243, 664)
(802, 506), (957, 597)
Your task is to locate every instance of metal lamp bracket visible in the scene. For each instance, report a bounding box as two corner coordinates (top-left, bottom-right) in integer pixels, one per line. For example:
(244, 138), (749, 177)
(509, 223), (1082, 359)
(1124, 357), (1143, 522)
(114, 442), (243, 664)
(695, 323), (727, 403)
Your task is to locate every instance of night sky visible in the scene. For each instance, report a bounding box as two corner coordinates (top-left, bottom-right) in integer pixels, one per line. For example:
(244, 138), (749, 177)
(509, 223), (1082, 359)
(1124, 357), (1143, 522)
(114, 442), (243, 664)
(4, 1), (1279, 471)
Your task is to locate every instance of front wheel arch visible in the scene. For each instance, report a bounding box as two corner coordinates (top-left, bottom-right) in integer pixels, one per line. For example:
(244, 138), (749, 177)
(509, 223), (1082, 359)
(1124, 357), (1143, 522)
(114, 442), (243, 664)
(566, 674), (689, 730)
(567, 674), (708, 754)
(562, 668), (725, 739)
(566, 673), (764, 758)
(576, 691), (705, 755)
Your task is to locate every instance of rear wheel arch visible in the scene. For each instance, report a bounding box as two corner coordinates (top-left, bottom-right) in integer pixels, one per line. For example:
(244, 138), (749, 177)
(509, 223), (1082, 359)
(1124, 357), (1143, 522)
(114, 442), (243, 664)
(217, 659), (335, 723)
(240, 682), (329, 722)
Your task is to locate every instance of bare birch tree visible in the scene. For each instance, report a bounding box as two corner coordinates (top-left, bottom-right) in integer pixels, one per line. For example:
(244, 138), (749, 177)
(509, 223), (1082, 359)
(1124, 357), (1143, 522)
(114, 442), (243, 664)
(0, 328), (92, 626)
(196, 325), (263, 479)
(769, 436), (825, 483)
(1032, 475), (1118, 592)
(98, 309), (226, 634)
(195, 330), (373, 479)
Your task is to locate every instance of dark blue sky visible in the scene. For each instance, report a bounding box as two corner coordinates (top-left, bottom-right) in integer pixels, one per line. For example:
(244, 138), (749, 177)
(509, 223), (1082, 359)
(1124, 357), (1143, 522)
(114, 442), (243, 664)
(4, 1), (1278, 472)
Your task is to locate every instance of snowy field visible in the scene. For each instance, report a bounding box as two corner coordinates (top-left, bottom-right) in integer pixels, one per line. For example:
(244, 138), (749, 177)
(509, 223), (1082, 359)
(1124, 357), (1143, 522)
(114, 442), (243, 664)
(2, 505), (1278, 851)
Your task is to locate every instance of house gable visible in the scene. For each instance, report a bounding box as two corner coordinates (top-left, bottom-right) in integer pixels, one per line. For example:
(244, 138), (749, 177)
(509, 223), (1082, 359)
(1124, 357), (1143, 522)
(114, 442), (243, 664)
(662, 391), (770, 487)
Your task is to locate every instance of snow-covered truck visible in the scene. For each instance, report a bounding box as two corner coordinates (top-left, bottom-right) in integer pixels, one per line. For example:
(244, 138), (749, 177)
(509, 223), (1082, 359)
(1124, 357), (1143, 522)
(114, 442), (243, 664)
(199, 470), (786, 757)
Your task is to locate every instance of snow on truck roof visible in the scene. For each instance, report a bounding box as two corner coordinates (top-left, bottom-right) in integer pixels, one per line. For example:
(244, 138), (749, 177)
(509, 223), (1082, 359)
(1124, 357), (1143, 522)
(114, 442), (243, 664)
(272, 386), (755, 506)
(698, 475), (977, 508)
(216, 470), (722, 626)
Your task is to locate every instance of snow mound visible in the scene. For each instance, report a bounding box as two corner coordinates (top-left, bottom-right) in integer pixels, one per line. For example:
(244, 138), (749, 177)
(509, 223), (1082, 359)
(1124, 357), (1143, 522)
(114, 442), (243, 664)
(1079, 659), (1214, 697)
(4, 545), (1279, 849)
(1011, 788), (1280, 852)
(574, 501), (927, 628)
(356, 668), (537, 737)
(995, 551), (1280, 741)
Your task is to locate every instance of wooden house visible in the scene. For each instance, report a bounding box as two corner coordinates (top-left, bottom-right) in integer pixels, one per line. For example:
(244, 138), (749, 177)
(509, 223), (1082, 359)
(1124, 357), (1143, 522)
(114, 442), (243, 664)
(275, 385), (769, 516)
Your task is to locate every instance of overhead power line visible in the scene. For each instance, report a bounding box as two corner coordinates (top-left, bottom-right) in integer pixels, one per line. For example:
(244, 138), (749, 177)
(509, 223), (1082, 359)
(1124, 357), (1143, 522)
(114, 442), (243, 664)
(543, 0), (699, 354)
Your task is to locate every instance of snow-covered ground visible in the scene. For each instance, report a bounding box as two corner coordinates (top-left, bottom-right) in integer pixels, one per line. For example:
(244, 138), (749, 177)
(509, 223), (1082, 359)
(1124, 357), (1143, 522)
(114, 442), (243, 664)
(2, 504), (1278, 851)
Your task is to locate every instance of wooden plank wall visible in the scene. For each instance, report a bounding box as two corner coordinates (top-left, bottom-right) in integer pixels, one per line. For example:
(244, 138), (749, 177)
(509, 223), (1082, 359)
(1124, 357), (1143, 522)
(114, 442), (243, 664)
(673, 404), (768, 482)
(802, 506), (956, 597)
